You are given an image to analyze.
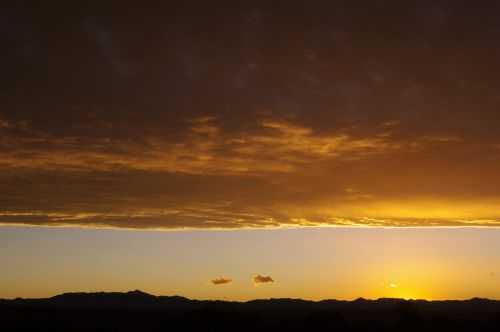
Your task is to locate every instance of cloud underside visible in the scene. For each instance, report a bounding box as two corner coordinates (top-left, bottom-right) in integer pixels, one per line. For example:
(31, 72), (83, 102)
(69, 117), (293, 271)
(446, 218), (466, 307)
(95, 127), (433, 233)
(1, 117), (500, 230)
(1, 213), (499, 230)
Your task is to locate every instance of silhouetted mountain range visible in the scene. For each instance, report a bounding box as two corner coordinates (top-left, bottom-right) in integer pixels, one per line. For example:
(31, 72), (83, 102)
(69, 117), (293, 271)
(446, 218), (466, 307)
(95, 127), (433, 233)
(2, 291), (500, 331)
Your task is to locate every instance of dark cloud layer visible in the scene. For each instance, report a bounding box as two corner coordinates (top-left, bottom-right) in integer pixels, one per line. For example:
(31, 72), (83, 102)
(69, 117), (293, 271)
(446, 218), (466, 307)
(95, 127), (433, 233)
(2, 1), (500, 229)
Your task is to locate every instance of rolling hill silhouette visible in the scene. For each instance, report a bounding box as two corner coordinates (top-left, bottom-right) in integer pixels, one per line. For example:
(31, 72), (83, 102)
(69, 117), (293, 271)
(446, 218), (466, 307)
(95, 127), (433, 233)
(1, 291), (500, 331)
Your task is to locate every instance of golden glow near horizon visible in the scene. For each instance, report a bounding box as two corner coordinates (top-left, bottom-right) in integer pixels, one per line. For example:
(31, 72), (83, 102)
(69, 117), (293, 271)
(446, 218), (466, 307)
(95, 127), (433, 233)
(1, 227), (500, 301)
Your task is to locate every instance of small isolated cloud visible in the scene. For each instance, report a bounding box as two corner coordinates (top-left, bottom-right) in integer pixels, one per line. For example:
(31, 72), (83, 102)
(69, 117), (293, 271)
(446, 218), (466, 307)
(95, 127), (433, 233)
(254, 274), (274, 284)
(211, 277), (232, 285)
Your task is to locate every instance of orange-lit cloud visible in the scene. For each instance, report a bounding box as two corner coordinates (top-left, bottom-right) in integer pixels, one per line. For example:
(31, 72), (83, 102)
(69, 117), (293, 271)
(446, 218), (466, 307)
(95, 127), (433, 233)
(0, 113), (500, 230)
(0, 114), (480, 230)
(0, 118), (402, 175)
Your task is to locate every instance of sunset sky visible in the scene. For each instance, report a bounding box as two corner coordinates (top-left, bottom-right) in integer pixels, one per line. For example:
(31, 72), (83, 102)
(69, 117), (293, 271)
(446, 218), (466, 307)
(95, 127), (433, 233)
(2, 1), (500, 300)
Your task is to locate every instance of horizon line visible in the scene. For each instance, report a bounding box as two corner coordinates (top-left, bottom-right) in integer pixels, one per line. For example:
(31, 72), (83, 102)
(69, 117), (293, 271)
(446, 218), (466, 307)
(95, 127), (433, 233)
(2, 290), (500, 303)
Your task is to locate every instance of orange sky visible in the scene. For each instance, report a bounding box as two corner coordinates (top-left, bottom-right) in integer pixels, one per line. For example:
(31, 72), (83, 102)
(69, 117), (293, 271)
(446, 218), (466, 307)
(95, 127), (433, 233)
(1, 226), (500, 300)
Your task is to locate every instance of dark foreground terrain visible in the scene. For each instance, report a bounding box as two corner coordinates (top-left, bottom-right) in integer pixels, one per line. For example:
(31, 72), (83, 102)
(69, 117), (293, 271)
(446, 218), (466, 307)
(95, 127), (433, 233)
(2, 290), (500, 331)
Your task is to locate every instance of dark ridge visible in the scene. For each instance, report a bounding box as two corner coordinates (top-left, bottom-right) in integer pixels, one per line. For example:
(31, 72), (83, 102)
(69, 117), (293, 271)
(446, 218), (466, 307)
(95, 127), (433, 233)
(2, 291), (500, 331)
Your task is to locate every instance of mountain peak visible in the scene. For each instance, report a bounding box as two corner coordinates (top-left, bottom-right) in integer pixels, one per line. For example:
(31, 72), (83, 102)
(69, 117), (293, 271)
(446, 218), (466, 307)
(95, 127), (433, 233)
(127, 290), (153, 297)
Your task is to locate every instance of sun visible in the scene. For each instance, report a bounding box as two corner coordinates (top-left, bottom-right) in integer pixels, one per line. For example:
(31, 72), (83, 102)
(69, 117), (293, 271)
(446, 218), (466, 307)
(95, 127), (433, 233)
(384, 282), (425, 300)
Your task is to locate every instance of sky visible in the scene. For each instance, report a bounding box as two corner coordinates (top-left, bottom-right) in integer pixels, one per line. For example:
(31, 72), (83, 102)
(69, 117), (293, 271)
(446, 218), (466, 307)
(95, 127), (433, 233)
(2, 1), (500, 300)
(1, 226), (500, 301)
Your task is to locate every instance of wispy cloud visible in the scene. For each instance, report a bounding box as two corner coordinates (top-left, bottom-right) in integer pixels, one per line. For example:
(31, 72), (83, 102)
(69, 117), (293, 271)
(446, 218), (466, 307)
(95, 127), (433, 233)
(0, 117), (402, 175)
(211, 277), (232, 285)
